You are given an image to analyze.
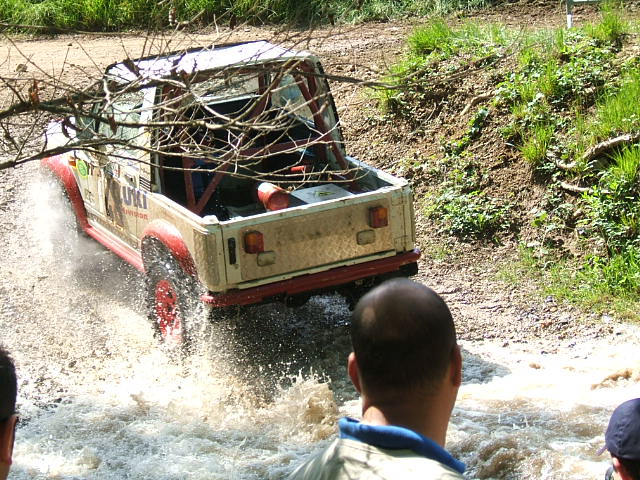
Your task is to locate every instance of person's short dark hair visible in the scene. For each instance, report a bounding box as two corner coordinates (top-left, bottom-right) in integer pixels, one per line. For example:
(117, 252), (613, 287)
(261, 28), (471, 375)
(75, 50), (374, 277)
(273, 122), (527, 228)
(0, 347), (16, 422)
(351, 279), (457, 397)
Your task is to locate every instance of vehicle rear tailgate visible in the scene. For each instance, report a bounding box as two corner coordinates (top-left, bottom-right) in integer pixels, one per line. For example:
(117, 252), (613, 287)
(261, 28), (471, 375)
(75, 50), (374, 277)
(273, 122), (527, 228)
(221, 190), (403, 287)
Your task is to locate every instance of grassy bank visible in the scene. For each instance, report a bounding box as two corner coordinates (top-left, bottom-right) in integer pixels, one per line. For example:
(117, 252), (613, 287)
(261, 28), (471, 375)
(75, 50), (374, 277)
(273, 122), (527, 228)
(376, 5), (640, 319)
(0, 0), (490, 31)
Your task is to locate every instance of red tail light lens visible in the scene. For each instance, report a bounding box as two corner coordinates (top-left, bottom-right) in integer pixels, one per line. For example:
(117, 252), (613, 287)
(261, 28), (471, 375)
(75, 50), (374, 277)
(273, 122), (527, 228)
(244, 231), (264, 253)
(369, 206), (388, 228)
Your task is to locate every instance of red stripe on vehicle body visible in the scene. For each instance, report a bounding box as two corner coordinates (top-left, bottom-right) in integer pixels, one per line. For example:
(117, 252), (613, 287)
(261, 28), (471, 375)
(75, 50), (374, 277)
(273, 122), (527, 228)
(141, 220), (197, 277)
(41, 155), (90, 230)
(202, 249), (421, 307)
(42, 154), (145, 271)
(85, 227), (144, 271)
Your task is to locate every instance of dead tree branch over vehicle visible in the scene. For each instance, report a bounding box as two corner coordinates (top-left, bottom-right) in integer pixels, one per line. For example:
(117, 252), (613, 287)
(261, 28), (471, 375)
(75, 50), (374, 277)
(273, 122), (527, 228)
(0, 30), (389, 182)
(0, 38), (421, 353)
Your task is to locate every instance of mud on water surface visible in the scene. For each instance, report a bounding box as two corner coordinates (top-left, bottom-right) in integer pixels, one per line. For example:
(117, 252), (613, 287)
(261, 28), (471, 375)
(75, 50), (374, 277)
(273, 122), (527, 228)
(2, 5), (640, 478)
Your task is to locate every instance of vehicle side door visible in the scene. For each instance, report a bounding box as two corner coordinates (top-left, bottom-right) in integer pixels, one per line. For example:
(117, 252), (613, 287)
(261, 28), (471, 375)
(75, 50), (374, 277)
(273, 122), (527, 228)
(96, 88), (151, 245)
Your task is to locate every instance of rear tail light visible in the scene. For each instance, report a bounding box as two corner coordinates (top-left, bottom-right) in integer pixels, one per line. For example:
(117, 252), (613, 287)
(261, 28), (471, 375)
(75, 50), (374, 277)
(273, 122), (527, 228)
(68, 155), (77, 168)
(369, 206), (388, 228)
(244, 231), (264, 253)
(257, 182), (290, 211)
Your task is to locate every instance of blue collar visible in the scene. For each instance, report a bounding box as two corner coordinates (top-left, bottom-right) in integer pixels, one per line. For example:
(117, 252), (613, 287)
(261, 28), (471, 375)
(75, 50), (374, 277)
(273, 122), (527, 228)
(338, 417), (465, 474)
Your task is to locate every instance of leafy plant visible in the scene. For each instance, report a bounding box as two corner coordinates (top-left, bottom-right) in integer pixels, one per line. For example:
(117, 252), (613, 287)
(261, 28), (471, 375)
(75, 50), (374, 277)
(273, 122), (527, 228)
(425, 189), (512, 238)
(585, 146), (640, 254)
(423, 155), (512, 239)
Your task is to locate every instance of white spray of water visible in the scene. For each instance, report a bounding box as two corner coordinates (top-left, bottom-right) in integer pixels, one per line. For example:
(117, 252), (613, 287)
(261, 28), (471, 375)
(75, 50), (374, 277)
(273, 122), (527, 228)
(2, 166), (638, 479)
(449, 335), (640, 479)
(5, 170), (341, 479)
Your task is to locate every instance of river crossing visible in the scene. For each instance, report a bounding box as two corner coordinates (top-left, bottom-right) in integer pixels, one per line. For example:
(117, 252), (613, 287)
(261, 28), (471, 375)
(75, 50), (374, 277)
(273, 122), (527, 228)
(0, 167), (637, 479)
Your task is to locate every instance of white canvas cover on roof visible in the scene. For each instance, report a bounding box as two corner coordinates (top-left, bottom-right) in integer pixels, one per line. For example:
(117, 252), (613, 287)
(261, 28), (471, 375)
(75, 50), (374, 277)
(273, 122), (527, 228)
(106, 40), (312, 84)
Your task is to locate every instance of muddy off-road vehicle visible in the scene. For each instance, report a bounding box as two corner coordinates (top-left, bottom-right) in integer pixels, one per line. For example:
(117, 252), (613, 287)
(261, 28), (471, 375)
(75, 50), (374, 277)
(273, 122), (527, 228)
(43, 40), (419, 350)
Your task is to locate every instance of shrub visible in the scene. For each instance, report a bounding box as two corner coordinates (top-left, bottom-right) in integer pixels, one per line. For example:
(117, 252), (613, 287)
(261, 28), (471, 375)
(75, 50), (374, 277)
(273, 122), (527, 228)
(585, 146), (640, 254)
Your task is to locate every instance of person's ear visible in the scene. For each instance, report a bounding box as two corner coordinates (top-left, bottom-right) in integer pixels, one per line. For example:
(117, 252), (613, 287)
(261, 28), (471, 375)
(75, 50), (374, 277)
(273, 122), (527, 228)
(613, 456), (633, 480)
(0, 414), (17, 465)
(348, 352), (362, 394)
(450, 345), (462, 388)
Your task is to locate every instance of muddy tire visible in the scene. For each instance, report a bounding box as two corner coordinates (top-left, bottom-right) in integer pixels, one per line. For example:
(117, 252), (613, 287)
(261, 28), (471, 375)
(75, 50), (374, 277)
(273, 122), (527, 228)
(146, 253), (198, 355)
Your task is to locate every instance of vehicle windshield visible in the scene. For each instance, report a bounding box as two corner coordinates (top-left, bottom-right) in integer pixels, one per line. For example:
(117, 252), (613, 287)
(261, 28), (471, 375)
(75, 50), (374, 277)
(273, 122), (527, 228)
(191, 68), (316, 125)
(192, 71), (260, 102)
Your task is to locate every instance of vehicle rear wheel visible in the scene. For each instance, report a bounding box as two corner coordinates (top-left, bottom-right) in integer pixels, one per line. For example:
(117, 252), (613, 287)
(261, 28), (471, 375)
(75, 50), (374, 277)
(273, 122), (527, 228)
(146, 255), (197, 355)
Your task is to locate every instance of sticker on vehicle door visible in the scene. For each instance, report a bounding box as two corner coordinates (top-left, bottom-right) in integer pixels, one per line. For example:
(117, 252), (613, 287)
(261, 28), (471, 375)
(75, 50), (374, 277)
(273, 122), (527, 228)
(77, 158), (89, 178)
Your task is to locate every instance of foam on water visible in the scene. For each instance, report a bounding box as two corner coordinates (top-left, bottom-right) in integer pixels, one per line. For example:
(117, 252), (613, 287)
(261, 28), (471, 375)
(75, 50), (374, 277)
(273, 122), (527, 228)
(449, 337), (640, 479)
(3, 166), (639, 479)
(3, 173), (341, 478)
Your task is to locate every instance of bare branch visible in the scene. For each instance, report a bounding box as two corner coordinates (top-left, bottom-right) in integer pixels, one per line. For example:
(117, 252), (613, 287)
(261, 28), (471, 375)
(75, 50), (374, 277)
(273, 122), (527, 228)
(582, 132), (640, 163)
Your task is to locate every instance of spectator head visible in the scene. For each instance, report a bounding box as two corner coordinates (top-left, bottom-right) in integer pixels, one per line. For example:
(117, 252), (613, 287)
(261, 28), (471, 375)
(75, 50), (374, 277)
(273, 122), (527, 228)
(349, 278), (460, 402)
(0, 346), (17, 480)
(601, 398), (640, 480)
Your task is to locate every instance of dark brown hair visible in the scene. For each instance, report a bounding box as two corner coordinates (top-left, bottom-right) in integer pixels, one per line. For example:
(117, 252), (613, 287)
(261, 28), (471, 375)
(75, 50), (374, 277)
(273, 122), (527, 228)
(351, 279), (456, 397)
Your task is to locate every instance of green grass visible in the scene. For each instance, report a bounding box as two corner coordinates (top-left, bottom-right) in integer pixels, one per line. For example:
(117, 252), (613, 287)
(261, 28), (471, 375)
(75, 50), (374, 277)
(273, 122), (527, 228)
(408, 18), (457, 56)
(376, 19), (512, 117)
(584, 2), (628, 45)
(0, 0), (493, 31)
(499, 246), (640, 321)
(520, 122), (555, 166)
(0, 0), (170, 30)
(584, 146), (640, 253)
(380, 5), (640, 318)
(589, 70), (640, 141)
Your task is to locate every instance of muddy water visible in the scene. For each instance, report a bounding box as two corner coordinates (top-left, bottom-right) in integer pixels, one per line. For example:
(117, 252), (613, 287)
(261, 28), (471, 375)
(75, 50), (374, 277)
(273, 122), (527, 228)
(0, 165), (635, 479)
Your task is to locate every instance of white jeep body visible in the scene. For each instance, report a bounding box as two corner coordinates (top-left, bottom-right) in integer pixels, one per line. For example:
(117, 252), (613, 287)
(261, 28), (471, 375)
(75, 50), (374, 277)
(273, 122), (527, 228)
(43, 40), (419, 339)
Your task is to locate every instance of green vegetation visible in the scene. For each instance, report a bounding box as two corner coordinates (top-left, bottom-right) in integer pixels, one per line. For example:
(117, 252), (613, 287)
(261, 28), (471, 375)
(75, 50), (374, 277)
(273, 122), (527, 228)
(376, 20), (511, 118)
(424, 108), (514, 240)
(499, 246), (640, 319)
(379, 5), (640, 318)
(0, 0), (491, 31)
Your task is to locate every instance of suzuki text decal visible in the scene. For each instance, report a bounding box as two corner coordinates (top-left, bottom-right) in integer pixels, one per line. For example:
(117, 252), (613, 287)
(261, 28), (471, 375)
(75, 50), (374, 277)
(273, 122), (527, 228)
(122, 186), (149, 220)
(122, 186), (148, 209)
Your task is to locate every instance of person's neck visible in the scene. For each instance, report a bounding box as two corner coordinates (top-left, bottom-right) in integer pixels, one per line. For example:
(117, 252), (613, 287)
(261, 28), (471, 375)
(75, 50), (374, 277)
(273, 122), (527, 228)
(360, 397), (450, 447)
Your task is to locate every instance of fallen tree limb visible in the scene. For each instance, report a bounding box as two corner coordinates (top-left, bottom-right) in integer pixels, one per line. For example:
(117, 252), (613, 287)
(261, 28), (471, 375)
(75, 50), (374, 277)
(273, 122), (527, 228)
(582, 132), (640, 163)
(555, 160), (577, 171)
(560, 181), (611, 195)
(560, 181), (591, 194)
(461, 93), (493, 116)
